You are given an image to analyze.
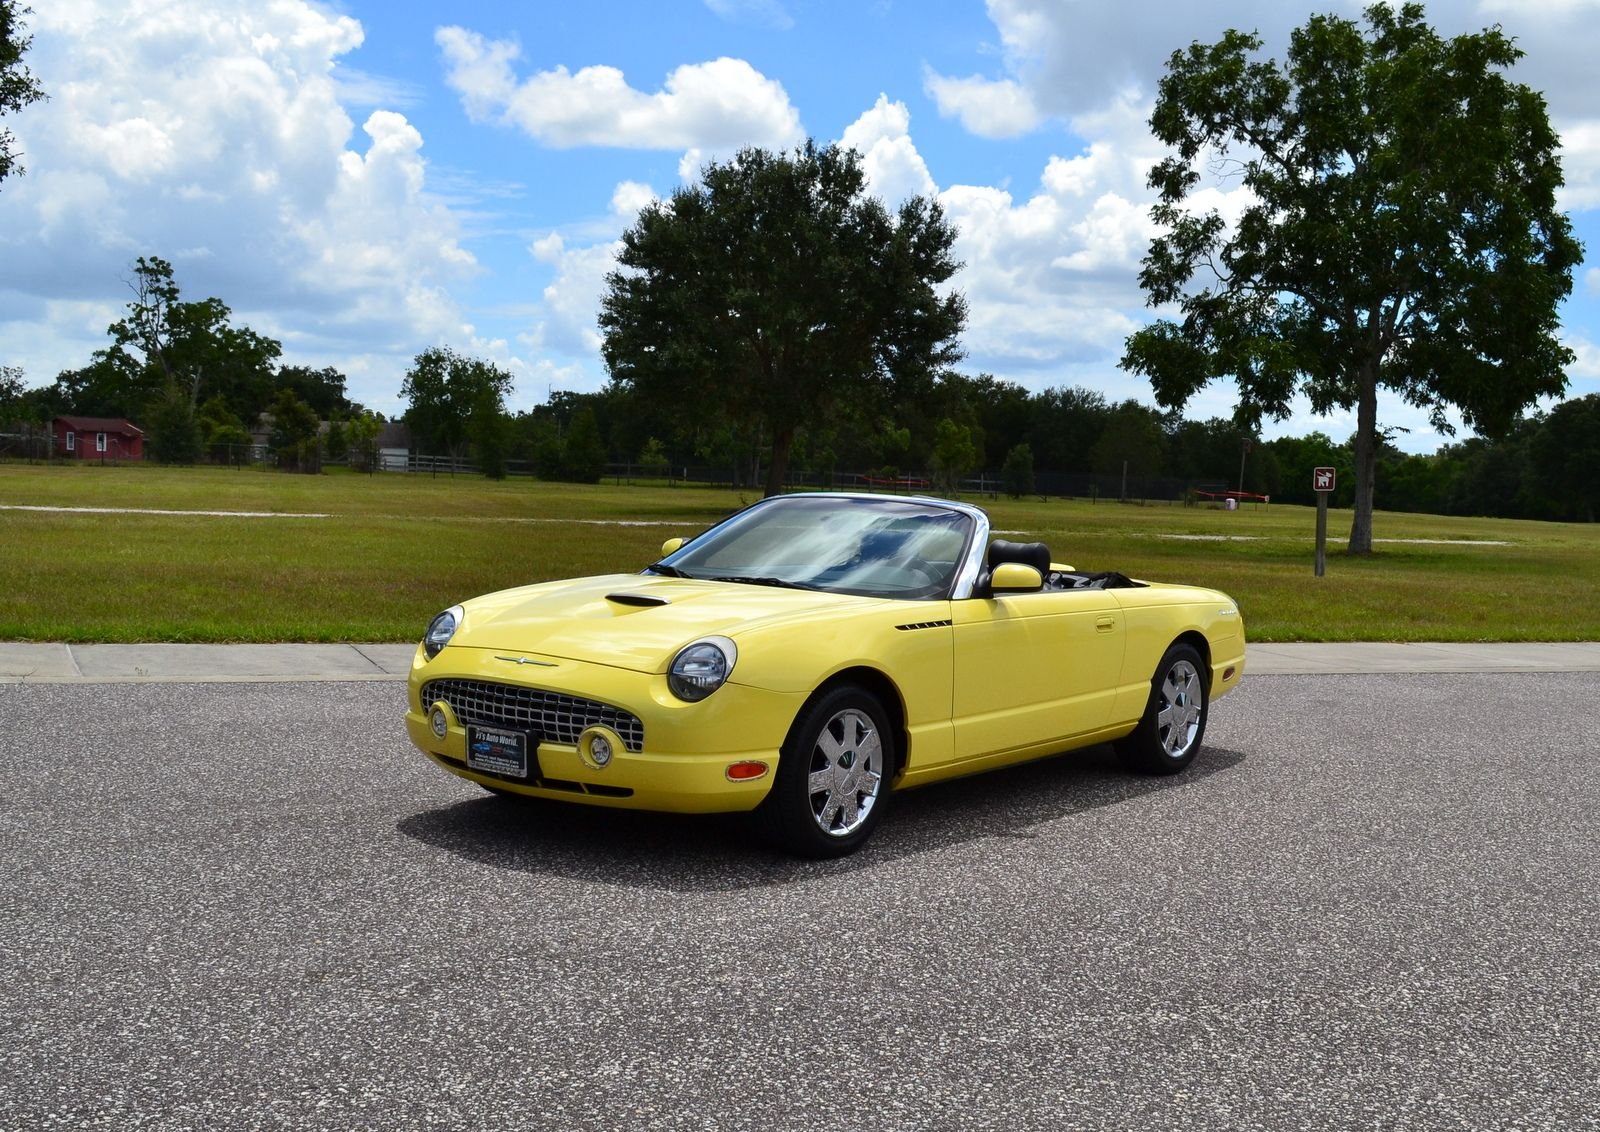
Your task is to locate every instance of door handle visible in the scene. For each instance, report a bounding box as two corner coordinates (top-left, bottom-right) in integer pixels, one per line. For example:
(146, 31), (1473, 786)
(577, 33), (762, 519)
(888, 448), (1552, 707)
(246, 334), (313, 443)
(1096, 616), (1116, 631)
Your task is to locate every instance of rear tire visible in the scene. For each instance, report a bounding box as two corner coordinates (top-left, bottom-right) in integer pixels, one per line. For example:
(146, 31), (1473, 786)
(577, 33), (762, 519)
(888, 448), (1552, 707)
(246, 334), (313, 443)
(764, 685), (895, 858)
(1115, 643), (1208, 775)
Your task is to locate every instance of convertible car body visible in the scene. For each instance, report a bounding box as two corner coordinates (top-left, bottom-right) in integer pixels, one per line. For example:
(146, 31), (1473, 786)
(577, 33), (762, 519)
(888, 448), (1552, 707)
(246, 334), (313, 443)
(406, 492), (1245, 856)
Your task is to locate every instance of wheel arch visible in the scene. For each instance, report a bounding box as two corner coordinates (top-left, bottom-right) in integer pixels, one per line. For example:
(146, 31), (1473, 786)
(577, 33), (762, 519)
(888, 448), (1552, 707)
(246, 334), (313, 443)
(1171, 630), (1212, 688)
(797, 666), (909, 784)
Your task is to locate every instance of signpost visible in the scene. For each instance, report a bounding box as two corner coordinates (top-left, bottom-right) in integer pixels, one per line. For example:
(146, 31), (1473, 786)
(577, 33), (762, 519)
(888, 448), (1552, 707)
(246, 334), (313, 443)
(1313, 467), (1336, 576)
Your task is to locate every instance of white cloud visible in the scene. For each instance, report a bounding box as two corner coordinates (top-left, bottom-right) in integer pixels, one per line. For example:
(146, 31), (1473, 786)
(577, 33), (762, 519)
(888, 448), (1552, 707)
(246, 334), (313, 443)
(532, 239), (620, 360)
(923, 72), (1041, 140)
(1568, 334), (1600, 380)
(678, 148), (709, 182)
(838, 96), (936, 205)
(530, 233), (566, 264)
(0, 0), (477, 411)
(1555, 120), (1600, 211)
(931, 1), (1600, 144)
(610, 180), (657, 221)
(436, 27), (803, 151)
(505, 355), (595, 411)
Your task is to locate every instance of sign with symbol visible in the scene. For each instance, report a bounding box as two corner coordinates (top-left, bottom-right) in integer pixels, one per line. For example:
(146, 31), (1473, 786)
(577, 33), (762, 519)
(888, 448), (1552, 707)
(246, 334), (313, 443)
(1313, 467), (1336, 493)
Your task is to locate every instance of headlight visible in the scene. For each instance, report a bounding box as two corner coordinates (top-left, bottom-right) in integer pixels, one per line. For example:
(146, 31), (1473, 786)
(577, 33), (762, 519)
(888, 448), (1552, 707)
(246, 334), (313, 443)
(667, 636), (738, 702)
(423, 605), (464, 660)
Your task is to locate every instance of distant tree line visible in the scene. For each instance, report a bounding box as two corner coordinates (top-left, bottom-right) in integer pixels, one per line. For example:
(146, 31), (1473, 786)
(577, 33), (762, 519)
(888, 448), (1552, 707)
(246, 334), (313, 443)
(480, 377), (1600, 523)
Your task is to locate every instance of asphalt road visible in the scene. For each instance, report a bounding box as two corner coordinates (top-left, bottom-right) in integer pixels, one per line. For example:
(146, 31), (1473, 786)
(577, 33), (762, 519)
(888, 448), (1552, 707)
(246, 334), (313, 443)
(2, 676), (1596, 1131)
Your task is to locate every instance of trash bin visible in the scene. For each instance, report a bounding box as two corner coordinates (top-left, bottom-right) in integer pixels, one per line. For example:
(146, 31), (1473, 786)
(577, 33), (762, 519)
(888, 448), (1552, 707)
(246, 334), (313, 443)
(1224, 497), (1238, 511)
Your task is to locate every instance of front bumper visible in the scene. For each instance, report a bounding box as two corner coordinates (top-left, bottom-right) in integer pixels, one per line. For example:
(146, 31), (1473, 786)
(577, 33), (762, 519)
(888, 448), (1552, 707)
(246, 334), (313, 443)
(405, 644), (802, 814)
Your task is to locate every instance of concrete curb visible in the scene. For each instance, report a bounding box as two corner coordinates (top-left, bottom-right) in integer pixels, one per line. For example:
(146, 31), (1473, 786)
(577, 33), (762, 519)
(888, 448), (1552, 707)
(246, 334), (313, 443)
(0, 643), (418, 684)
(2, 640), (1598, 684)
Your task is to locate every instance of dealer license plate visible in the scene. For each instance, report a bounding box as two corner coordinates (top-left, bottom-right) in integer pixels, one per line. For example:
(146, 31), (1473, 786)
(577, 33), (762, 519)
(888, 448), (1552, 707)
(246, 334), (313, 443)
(466, 725), (539, 780)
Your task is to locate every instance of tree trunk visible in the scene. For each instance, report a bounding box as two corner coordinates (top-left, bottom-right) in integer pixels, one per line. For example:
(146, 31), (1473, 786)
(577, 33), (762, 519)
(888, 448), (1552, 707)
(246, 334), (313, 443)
(764, 425), (795, 498)
(1347, 370), (1378, 555)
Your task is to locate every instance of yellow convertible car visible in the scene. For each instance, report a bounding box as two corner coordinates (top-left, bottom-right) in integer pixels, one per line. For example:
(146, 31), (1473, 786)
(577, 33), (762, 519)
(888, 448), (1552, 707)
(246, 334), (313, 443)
(406, 492), (1245, 856)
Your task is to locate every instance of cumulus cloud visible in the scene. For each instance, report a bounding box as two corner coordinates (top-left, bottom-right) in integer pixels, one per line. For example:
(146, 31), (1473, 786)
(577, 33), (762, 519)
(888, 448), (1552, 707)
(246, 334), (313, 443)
(930, 1), (1600, 137)
(436, 27), (803, 151)
(923, 72), (1042, 140)
(610, 180), (657, 220)
(939, 177), (1142, 373)
(530, 238), (621, 360)
(838, 95), (936, 205)
(0, 0), (476, 404)
(530, 233), (566, 264)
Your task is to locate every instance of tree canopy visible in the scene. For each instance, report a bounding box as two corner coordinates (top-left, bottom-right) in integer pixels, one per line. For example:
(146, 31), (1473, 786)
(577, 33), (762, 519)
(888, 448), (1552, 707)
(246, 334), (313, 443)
(96, 256), (283, 421)
(0, 0), (46, 188)
(599, 141), (967, 497)
(1122, 1), (1582, 553)
(400, 346), (513, 461)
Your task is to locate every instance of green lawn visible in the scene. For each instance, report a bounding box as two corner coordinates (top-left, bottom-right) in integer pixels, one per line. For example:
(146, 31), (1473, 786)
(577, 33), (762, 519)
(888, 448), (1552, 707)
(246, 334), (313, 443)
(2, 460), (1596, 642)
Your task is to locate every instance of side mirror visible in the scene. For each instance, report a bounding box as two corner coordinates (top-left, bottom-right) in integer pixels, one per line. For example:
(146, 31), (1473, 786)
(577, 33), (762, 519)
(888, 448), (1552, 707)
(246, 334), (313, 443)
(660, 536), (686, 556)
(988, 562), (1044, 595)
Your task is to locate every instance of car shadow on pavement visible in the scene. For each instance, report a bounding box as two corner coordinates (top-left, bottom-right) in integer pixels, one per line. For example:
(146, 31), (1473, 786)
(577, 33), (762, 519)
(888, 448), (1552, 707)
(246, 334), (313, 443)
(396, 744), (1246, 893)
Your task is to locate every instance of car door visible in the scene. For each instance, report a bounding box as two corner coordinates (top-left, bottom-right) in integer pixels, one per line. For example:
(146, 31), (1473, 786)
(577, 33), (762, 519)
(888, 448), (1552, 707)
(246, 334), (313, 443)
(949, 587), (1126, 763)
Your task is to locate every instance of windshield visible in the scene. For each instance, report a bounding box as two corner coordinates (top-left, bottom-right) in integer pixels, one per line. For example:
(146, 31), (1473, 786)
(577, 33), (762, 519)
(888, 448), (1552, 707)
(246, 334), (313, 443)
(655, 495), (974, 600)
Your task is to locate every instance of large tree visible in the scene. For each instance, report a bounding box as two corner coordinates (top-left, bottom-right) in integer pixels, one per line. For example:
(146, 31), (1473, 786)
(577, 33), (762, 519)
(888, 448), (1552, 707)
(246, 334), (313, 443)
(101, 256), (282, 424)
(276, 364), (354, 419)
(600, 142), (967, 497)
(1, 0), (46, 189)
(1122, 2), (1581, 553)
(399, 346), (513, 461)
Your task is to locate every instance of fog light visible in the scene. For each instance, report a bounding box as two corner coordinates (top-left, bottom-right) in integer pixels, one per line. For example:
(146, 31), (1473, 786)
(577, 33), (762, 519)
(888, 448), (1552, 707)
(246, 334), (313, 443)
(579, 726), (623, 771)
(429, 705), (449, 739)
(726, 761), (768, 781)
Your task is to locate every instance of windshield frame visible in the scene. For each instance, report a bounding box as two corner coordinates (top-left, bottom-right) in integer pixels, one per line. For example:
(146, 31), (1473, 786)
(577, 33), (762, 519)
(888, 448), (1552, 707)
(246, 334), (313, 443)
(648, 493), (993, 602)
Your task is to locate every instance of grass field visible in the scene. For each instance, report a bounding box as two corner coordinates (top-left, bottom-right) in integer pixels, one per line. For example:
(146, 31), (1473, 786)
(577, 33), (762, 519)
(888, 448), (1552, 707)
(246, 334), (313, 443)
(3, 460), (1597, 643)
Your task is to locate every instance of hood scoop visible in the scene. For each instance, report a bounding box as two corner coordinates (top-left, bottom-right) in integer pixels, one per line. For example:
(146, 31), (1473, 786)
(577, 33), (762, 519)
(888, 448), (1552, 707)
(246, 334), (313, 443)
(605, 592), (672, 608)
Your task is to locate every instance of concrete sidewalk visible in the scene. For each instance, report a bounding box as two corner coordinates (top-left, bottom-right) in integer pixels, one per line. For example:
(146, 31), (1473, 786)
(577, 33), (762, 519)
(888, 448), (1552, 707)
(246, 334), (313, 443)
(2, 640), (1598, 684)
(0, 643), (419, 684)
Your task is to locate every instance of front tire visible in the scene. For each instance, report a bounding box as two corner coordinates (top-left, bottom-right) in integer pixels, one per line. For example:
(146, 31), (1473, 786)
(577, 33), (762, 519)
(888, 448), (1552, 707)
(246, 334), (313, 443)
(765, 685), (894, 858)
(1115, 643), (1208, 775)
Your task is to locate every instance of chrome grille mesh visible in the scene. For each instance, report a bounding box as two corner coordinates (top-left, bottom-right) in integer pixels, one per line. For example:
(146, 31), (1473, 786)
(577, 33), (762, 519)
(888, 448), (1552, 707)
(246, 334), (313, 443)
(422, 679), (645, 752)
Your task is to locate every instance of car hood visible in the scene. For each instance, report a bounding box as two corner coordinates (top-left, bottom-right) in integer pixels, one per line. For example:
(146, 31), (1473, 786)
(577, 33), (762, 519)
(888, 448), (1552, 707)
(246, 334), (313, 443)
(448, 573), (883, 673)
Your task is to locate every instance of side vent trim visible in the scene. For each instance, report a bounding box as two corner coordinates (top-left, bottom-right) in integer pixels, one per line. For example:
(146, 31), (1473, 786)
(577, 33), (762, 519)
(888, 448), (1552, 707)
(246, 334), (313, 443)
(895, 619), (953, 632)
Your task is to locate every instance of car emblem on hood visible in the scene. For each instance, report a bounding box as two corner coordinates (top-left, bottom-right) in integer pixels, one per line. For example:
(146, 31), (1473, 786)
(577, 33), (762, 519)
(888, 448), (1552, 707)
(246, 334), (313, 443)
(494, 656), (556, 667)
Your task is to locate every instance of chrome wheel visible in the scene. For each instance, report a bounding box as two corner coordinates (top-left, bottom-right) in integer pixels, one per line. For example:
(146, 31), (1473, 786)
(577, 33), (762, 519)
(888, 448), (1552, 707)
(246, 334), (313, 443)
(1115, 643), (1208, 776)
(1158, 659), (1204, 759)
(805, 707), (885, 838)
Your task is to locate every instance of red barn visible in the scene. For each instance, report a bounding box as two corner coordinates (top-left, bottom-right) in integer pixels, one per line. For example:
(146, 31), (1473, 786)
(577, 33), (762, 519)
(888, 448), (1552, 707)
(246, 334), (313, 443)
(53, 416), (145, 460)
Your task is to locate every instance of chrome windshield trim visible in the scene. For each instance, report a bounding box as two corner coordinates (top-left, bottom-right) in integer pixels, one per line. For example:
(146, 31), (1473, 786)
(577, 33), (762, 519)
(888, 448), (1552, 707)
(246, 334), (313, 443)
(945, 502), (991, 600)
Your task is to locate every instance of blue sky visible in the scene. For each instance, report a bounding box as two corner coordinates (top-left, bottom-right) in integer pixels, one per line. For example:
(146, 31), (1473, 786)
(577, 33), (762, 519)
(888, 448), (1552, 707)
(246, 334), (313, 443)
(2, 0), (1598, 453)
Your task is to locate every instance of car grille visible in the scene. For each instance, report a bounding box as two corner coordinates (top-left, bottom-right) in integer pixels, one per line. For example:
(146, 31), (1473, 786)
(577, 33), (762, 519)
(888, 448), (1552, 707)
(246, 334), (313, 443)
(421, 679), (646, 752)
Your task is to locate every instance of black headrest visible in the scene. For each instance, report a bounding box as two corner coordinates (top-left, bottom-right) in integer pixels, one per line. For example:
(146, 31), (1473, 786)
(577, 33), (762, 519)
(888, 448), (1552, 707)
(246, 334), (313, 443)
(987, 540), (1051, 574)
